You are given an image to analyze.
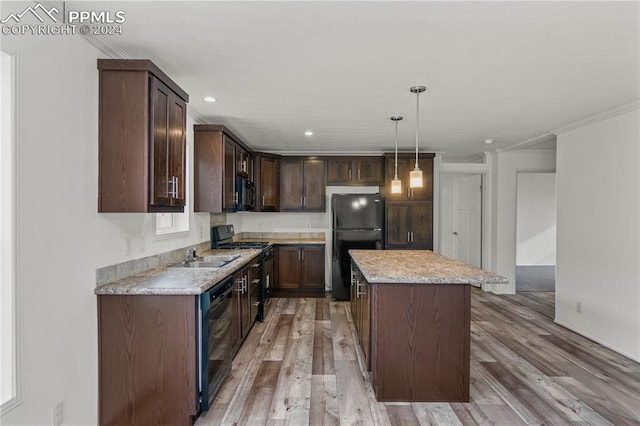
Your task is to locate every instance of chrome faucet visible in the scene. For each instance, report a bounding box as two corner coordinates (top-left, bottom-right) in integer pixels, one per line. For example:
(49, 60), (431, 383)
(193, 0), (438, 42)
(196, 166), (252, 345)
(185, 246), (197, 263)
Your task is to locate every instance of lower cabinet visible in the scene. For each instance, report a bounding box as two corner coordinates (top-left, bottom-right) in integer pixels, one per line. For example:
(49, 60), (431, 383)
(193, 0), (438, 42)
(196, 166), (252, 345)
(276, 244), (325, 292)
(386, 201), (433, 249)
(97, 257), (261, 425)
(350, 263), (371, 369)
(97, 295), (198, 426)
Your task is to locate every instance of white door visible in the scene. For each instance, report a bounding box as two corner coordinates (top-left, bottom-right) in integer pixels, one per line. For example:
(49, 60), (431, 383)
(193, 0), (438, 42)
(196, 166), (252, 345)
(452, 174), (482, 268)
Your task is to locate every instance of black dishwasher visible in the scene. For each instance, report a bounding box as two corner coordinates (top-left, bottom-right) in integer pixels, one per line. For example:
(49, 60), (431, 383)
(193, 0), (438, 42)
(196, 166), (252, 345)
(199, 277), (236, 412)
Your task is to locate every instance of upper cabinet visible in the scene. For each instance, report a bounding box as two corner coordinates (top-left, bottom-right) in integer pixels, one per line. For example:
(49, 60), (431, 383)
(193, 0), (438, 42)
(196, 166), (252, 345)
(194, 125), (252, 213)
(236, 145), (252, 179)
(280, 158), (326, 211)
(326, 157), (384, 186)
(98, 59), (189, 213)
(254, 153), (280, 212)
(383, 153), (434, 201)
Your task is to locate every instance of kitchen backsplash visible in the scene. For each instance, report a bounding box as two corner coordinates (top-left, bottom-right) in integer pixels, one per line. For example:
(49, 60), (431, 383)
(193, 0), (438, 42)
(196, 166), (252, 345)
(95, 241), (211, 286)
(237, 231), (325, 240)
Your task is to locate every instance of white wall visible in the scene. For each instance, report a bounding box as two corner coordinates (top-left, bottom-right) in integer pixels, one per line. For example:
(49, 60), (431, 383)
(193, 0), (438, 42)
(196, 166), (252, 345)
(555, 108), (640, 361)
(487, 150), (556, 294)
(1, 35), (210, 424)
(516, 172), (556, 265)
(227, 186), (380, 290)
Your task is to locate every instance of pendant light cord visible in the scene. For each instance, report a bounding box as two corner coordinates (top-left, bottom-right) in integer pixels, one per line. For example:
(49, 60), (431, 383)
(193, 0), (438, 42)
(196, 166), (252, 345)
(394, 120), (399, 179)
(415, 90), (420, 169)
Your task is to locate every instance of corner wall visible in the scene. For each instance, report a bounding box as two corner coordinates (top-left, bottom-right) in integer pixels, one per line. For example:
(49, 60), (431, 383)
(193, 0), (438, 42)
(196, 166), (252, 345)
(1, 35), (209, 424)
(555, 108), (640, 361)
(487, 150), (556, 294)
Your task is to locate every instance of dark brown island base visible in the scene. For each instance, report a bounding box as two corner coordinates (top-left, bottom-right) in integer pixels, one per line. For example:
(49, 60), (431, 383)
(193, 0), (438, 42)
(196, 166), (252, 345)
(348, 249), (507, 402)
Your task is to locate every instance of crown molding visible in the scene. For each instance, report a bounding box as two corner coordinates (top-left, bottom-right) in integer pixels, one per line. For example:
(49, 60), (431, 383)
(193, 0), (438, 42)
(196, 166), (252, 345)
(552, 100), (640, 135)
(500, 132), (556, 152)
(82, 34), (132, 59)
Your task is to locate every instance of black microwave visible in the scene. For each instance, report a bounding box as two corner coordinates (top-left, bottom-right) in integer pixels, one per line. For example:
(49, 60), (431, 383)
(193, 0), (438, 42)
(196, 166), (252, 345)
(236, 176), (255, 211)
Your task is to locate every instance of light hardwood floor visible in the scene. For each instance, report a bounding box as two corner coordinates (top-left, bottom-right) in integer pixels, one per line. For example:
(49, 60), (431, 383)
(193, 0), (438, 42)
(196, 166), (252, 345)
(195, 289), (640, 425)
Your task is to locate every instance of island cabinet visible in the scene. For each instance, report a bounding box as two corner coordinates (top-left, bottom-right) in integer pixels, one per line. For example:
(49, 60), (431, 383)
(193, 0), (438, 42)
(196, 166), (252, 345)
(254, 153), (281, 211)
(326, 157), (384, 186)
(275, 244), (325, 293)
(350, 264), (371, 369)
(193, 125), (253, 212)
(348, 250), (506, 403)
(280, 158), (326, 211)
(98, 59), (189, 213)
(97, 295), (198, 426)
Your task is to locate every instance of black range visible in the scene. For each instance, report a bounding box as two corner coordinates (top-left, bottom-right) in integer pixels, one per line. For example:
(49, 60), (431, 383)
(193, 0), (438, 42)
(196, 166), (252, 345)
(211, 225), (274, 321)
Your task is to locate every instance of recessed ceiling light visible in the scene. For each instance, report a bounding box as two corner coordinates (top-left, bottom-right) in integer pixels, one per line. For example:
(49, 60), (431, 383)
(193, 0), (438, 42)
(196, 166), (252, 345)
(484, 138), (495, 144)
(304, 130), (313, 136)
(203, 96), (217, 103)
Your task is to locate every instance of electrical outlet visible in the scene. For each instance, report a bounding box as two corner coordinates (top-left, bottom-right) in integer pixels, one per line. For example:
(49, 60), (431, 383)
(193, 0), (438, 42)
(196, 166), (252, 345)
(124, 237), (131, 256)
(306, 222), (311, 229)
(53, 401), (64, 426)
(576, 301), (582, 314)
(199, 226), (204, 239)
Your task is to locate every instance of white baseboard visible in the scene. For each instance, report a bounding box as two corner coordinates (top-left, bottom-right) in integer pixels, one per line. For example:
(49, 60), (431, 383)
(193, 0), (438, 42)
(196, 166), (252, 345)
(553, 319), (640, 363)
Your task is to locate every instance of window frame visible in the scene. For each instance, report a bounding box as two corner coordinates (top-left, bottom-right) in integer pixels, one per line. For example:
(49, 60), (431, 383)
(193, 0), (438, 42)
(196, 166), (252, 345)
(1, 50), (22, 415)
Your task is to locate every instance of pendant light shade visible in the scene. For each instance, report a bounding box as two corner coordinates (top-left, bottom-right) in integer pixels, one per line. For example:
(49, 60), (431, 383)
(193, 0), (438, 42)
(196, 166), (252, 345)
(409, 85), (426, 188)
(390, 116), (403, 194)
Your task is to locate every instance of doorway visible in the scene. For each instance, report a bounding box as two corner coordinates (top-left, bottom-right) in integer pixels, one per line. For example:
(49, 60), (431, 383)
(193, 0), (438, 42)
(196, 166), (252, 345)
(440, 173), (483, 269)
(515, 172), (557, 293)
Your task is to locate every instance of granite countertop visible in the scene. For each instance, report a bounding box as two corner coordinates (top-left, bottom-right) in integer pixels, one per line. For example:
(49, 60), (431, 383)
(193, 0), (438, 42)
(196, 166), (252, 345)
(349, 249), (508, 285)
(94, 249), (262, 295)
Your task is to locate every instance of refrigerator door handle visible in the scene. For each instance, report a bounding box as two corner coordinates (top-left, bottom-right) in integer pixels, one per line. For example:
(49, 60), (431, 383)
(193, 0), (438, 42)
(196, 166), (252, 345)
(332, 234), (338, 261)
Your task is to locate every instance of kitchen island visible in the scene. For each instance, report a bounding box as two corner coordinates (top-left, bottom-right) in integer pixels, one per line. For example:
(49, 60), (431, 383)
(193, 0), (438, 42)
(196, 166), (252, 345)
(349, 249), (507, 402)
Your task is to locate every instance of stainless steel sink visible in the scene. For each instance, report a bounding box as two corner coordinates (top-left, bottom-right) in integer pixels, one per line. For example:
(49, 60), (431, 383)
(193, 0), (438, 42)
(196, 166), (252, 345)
(168, 254), (240, 269)
(197, 255), (240, 263)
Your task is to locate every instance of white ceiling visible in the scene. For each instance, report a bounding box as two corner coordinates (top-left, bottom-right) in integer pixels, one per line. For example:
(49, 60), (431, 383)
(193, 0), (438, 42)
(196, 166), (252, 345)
(79, 1), (639, 160)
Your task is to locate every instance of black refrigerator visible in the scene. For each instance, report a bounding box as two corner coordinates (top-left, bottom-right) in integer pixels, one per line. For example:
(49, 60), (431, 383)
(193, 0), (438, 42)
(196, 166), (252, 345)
(331, 193), (384, 300)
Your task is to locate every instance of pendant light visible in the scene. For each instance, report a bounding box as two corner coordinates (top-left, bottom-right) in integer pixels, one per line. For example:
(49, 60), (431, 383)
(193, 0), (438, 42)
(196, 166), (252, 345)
(409, 85), (426, 188)
(390, 116), (403, 194)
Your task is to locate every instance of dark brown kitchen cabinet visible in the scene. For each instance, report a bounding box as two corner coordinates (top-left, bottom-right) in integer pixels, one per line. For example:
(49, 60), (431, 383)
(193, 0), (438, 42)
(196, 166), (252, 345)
(233, 258), (260, 344)
(98, 59), (189, 213)
(276, 245), (325, 292)
(97, 295), (198, 426)
(384, 153), (434, 201)
(326, 157), (384, 186)
(350, 262), (371, 370)
(254, 153), (280, 211)
(236, 145), (252, 179)
(386, 202), (433, 249)
(194, 125), (252, 212)
(383, 153), (434, 249)
(280, 158), (326, 211)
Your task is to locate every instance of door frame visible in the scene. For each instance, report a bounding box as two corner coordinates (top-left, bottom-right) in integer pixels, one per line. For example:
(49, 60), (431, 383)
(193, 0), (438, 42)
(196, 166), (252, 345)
(438, 158), (493, 290)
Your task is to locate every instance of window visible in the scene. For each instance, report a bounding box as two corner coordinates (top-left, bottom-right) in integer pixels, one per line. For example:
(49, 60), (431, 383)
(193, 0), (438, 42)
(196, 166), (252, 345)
(154, 148), (189, 236)
(1, 50), (19, 413)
